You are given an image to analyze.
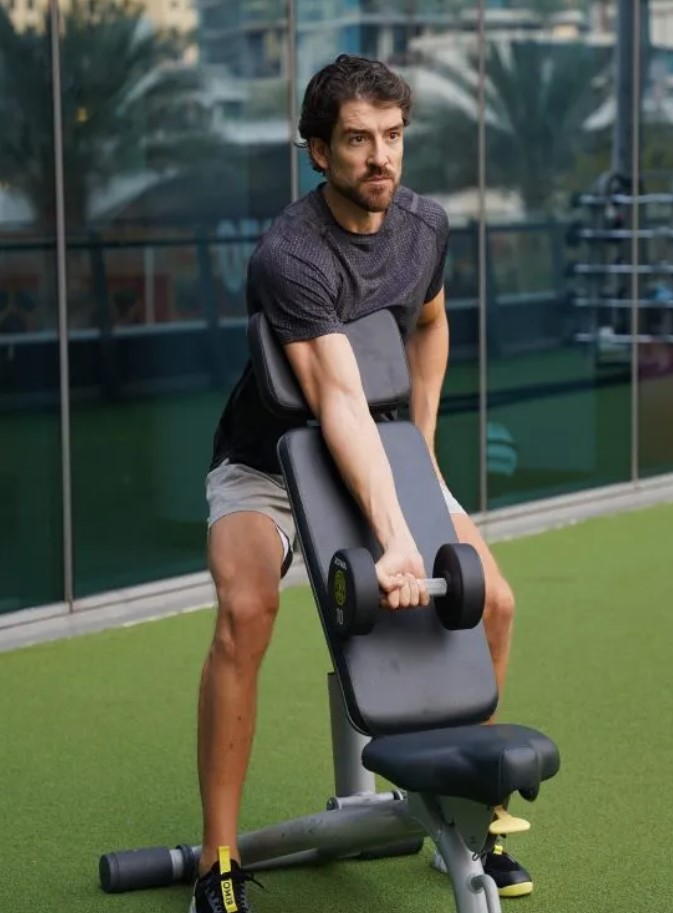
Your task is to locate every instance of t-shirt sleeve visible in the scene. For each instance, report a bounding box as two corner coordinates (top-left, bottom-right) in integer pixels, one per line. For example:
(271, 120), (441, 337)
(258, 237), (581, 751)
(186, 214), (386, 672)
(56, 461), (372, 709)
(248, 235), (342, 345)
(424, 208), (450, 303)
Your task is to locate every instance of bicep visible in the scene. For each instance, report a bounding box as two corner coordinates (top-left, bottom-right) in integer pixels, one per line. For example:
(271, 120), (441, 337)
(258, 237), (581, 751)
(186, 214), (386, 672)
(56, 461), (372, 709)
(284, 333), (367, 419)
(416, 288), (446, 329)
(251, 243), (342, 345)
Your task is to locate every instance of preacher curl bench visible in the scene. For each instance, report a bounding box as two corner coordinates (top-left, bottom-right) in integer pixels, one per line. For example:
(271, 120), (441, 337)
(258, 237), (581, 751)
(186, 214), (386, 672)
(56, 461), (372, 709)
(99, 309), (560, 913)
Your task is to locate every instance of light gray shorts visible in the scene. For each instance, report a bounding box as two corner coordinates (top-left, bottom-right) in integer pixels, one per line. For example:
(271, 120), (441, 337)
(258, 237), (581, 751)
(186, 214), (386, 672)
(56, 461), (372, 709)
(206, 459), (466, 578)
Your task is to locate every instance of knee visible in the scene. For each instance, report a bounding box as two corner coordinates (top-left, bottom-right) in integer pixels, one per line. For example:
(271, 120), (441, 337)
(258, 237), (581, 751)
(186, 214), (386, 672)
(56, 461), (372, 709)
(483, 576), (515, 631)
(211, 567), (280, 666)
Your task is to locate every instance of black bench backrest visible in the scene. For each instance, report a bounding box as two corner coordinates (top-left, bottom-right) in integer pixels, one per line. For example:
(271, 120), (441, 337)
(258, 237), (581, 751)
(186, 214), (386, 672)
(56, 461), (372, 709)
(247, 310), (412, 420)
(249, 310), (498, 736)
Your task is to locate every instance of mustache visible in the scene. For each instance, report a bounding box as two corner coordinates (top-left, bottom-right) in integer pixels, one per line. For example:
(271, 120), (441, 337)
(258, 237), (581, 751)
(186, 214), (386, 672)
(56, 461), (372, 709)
(363, 168), (395, 181)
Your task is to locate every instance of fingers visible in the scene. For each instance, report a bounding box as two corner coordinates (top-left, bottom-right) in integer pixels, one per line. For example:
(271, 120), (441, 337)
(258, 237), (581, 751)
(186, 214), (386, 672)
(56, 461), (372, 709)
(381, 574), (430, 610)
(379, 573), (406, 609)
(399, 574), (418, 609)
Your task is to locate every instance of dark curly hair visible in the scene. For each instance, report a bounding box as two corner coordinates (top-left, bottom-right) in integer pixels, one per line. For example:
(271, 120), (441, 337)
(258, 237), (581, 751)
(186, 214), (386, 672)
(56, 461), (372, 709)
(298, 54), (413, 174)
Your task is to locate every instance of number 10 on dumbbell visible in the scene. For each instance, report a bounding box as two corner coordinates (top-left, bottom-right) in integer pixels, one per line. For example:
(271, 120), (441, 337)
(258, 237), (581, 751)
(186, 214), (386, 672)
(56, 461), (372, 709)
(328, 544), (486, 637)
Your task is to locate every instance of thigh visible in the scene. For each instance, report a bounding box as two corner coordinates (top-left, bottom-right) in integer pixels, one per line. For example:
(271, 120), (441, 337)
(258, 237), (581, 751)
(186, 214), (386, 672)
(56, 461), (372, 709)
(450, 512), (504, 588)
(206, 460), (296, 577)
(208, 510), (285, 600)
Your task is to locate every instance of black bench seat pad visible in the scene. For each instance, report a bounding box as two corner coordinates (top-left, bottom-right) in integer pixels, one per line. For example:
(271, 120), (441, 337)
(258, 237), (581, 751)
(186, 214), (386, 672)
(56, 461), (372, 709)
(362, 723), (560, 806)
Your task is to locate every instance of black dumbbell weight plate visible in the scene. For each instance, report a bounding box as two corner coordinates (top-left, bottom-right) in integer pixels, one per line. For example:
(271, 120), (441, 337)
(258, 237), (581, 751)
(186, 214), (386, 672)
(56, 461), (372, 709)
(433, 543), (485, 630)
(328, 548), (380, 636)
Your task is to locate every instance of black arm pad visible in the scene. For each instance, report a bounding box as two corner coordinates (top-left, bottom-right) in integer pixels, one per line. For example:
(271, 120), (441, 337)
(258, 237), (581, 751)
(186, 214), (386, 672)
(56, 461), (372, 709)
(247, 309), (411, 421)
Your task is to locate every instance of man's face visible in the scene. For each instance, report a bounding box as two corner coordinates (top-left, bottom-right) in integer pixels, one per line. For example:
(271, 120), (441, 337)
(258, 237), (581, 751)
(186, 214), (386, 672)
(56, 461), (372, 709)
(312, 99), (404, 213)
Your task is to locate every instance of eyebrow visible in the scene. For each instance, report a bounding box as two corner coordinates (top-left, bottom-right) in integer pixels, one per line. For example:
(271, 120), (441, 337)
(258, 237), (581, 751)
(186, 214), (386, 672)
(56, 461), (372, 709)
(341, 122), (405, 136)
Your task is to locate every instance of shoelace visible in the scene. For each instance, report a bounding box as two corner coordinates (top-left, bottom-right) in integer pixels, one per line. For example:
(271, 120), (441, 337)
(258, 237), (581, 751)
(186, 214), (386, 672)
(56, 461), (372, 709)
(483, 844), (517, 868)
(215, 868), (265, 913)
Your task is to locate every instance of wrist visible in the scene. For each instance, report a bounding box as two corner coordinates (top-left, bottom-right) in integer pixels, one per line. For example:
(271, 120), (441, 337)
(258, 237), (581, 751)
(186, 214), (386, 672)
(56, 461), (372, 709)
(380, 525), (415, 552)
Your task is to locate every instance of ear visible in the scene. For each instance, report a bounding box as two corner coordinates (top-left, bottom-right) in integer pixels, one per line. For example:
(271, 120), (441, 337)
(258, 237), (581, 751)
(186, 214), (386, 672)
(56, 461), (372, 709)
(309, 137), (330, 173)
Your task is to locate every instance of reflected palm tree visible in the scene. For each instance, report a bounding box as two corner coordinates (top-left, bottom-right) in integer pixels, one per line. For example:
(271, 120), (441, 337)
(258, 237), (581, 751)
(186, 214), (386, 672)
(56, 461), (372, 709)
(407, 40), (612, 213)
(0, 0), (232, 396)
(0, 0), (222, 234)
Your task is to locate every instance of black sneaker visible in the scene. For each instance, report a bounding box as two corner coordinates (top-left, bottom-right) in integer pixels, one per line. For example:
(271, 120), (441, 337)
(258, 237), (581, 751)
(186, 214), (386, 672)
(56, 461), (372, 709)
(482, 842), (533, 898)
(188, 847), (262, 913)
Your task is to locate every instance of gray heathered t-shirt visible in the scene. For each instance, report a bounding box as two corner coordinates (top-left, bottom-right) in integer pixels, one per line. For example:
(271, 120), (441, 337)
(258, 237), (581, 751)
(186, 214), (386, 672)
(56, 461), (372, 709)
(210, 183), (450, 474)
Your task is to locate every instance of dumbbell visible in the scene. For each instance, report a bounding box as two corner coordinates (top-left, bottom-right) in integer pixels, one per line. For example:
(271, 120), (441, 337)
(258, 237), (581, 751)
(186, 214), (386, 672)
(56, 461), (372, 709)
(327, 543), (485, 637)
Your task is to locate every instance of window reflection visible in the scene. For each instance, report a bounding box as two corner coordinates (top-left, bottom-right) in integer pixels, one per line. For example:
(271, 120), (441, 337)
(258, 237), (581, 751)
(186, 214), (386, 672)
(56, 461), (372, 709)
(0, 0), (63, 611)
(2, 0), (673, 609)
(59, 0), (292, 596)
(483, 2), (635, 507)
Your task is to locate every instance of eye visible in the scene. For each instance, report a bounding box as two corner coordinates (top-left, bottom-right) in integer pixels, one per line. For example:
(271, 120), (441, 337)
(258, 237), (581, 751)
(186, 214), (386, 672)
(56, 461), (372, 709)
(389, 131), (402, 142)
(349, 135), (366, 145)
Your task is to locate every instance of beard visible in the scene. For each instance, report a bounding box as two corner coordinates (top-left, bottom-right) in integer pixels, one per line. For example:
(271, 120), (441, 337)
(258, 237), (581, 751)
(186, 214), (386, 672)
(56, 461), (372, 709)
(329, 168), (400, 213)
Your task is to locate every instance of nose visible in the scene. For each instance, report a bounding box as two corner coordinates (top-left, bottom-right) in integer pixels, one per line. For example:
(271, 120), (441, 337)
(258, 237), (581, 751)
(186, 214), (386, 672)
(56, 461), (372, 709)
(368, 138), (389, 170)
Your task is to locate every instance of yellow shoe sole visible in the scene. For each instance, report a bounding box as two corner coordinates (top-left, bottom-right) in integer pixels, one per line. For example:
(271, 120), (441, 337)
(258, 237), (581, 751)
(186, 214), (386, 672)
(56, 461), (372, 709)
(498, 881), (533, 898)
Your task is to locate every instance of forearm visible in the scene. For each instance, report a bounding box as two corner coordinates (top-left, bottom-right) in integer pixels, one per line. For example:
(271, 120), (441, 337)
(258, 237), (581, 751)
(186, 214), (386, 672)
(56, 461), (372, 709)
(406, 306), (449, 455)
(284, 333), (413, 550)
(320, 393), (411, 549)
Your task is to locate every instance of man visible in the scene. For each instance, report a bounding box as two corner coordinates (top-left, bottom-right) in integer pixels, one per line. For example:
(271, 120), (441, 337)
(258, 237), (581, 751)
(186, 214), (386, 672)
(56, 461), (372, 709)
(190, 55), (529, 913)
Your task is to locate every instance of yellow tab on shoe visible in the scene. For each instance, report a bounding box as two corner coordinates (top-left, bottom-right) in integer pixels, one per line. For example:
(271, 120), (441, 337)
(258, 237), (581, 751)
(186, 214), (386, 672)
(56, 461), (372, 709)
(218, 847), (238, 913)
(489, 805), (531, 836)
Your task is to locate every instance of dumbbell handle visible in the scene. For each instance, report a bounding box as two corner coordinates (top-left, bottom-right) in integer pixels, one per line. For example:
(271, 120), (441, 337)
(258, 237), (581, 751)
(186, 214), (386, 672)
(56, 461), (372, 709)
(379, 577), (449, 602)
(414, 577), (448, 597)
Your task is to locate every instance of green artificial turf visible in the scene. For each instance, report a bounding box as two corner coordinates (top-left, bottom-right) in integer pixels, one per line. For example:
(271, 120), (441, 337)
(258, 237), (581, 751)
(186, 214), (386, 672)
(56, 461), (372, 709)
(1, 502), (673, 912)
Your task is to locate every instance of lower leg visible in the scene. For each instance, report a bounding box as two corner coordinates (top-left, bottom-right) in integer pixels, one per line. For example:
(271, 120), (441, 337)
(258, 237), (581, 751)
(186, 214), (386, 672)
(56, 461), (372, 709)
(197, 514), (284, 874)
(197, 640), (262, 870)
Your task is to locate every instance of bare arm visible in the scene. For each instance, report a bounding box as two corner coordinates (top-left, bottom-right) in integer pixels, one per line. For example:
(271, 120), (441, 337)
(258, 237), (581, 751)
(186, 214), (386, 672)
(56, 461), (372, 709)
(285, 334), (410, 549)
(405, 289), (449, 479)
(284, 333), (428, 604)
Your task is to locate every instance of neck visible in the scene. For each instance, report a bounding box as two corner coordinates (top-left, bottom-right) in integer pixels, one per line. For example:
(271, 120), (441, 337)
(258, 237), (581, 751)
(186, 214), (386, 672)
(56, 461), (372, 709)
(322, 183), (387, 235)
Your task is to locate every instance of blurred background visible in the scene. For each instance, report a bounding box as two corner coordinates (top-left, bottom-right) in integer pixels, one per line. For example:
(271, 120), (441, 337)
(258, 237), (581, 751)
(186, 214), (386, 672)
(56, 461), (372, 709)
(1, 0), (671, 615)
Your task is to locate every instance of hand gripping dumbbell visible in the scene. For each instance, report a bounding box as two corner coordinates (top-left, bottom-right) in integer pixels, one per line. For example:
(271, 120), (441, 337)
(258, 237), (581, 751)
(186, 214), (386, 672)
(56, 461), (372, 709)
(327, 544), (485, 637)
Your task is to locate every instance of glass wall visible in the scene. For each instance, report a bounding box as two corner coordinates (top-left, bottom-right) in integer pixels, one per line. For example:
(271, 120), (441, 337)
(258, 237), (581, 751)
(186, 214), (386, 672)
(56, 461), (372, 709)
(60, 0), (291, 596)
(483, 0), (633, 509)
(1, 0), (672, 615)
(0, 0), (64, 612)
(400, 2), (481, 513)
